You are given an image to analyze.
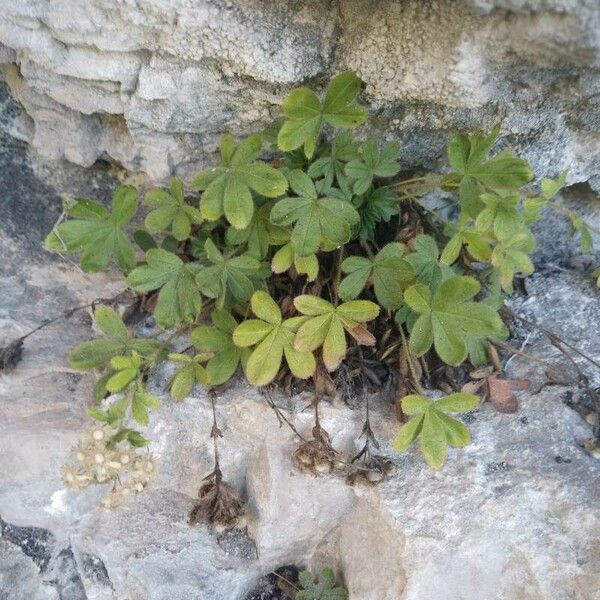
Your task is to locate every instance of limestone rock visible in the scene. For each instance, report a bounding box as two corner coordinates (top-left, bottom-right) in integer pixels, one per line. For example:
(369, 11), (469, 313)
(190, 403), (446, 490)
(0, 0), (599, 188)
(1, 85), (600, 600)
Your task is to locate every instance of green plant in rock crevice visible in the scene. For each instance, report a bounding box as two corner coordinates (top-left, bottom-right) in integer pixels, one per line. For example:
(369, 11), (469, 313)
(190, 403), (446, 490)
(393, 393), (480, 469)
(43, 70), (598, 507)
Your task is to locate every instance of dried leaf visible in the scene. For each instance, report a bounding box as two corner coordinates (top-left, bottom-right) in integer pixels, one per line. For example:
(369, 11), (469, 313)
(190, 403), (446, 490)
(461, 380), (486, 395)
(469, 366), (494, 380)
(345, 324), (376, 346)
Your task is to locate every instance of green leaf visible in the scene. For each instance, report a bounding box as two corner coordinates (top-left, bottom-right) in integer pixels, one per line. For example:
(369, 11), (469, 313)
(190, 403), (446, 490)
(420, 410), (448, 469)
(405, 276), (503, 366)
(345, 139), (401, 194)
(168, 356), (209, 401)
(127, 248), (202, 327)
(94, 305), (128, 342)
(307, 131), (360, 189)
(127, 430), (149, 447)
(270, 169), (359, 256)
(134, 229), (158, 252)
(225, 200), (287, 259)
(69, 340), (125, 369)
(196, 239), (261, 308)
(393, 392), (478, 468)
(68, 306), (160, 369)
(294, 295), (379, 371)
(106, 366), (138, 392)
(131, 391), (150, 425)
(271, 242), (294, 274)
(440, 227), (494, 265)
(144, 177), (202, 241)
(392, 415), (424, 451)
(338, 256), (371, 300)
(448, 129), (533, 217)
(434, 392), (480, 413)
(490, 230), (536, 292)
(339, 243), (414, 309)
(475, 192), (522, 241)
(191, 134), (287, 229)
(405, 234), (454, 290)
(295, 567), (348, 600)
(541, 170), (567, 200)
(402, 394), (431, 415)
(192, 310), (245, 385)
(232, 291), (315, 386)
(45, 186), (138, 273)
(351, 187), (399, 241)
(277, 71), (367, 158)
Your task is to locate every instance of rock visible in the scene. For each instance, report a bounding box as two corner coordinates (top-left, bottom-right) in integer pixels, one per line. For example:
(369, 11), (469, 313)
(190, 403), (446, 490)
(1, 77), (600, 599)
(0, 1), (599, 187)
(0, 539), (58, 600)
(310, 496), (407, 600)
(366, 391), (600, 599)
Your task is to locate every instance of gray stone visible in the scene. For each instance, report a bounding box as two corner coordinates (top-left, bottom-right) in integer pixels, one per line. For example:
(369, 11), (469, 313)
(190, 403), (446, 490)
(0, 539), (58, 600)
(1, 52), (600, 600)
(0, 0), (599, 187)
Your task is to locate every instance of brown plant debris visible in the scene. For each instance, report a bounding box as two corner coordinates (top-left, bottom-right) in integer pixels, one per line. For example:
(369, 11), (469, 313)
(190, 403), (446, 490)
(346, 454), (395, 486)
(189, 474), (245, 532)
(293, 424), (342, 475)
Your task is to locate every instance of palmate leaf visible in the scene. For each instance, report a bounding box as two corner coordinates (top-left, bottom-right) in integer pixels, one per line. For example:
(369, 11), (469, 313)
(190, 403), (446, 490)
(405, 234), (455, 290)
(271, 241), (319, 282)
(167, 352), (210, 401)
(277, 71), (368, 159)
(338, 243), (415, 309)
(127, 248), (202, 328)
(490, 229), (536, 292)
(296, 567), (348, 600)
(293, 295), (379, 372)
(404, 276), (503, 366)
(351, 187), (399, 241)
(68, 305), (161, 369)
(225, 199), (288, 259)
(345, 139), (401, 195)
(270, 169), (359, 256)
(45, 185), (138, 273)
(106, 352), (143, 393)
(307, 131), (360, 189)
(232, 291), (315, 386)
(144, 177), (202, 241)
(475, 192), (522, 241)
(192, 310), (248, 385)
(196, 239), (262, 308)
(191, 133), (288, 230)
(448, 128), (533, 217)
(130, 388), (161, 426)
(393, 393), (479, 468)
(440, 226), (493, 266)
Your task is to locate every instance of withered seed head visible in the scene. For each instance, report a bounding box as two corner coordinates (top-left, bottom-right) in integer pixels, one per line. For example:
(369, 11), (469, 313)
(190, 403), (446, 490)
(189, 479), (245, 532)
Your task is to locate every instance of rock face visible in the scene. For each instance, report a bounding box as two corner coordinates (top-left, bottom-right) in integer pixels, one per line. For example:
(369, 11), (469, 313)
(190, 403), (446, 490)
(1, 0), (600, 187)
(1, 96), (600, 598)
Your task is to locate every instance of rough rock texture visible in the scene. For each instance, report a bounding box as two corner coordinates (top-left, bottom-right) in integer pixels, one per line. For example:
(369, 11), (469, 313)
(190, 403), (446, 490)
(0, 0), (600, 187)
(1, 91), (600, 598)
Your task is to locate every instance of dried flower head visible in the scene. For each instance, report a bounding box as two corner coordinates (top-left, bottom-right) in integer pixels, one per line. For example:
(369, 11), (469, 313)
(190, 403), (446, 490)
(293, 425), (343, 476)
(189, 473), (245, 532)
(61, 424), (156, 508)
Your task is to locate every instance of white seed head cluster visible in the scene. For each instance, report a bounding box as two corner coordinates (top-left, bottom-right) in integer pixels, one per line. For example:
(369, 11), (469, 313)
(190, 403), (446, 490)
(61, 424), (156, 509)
